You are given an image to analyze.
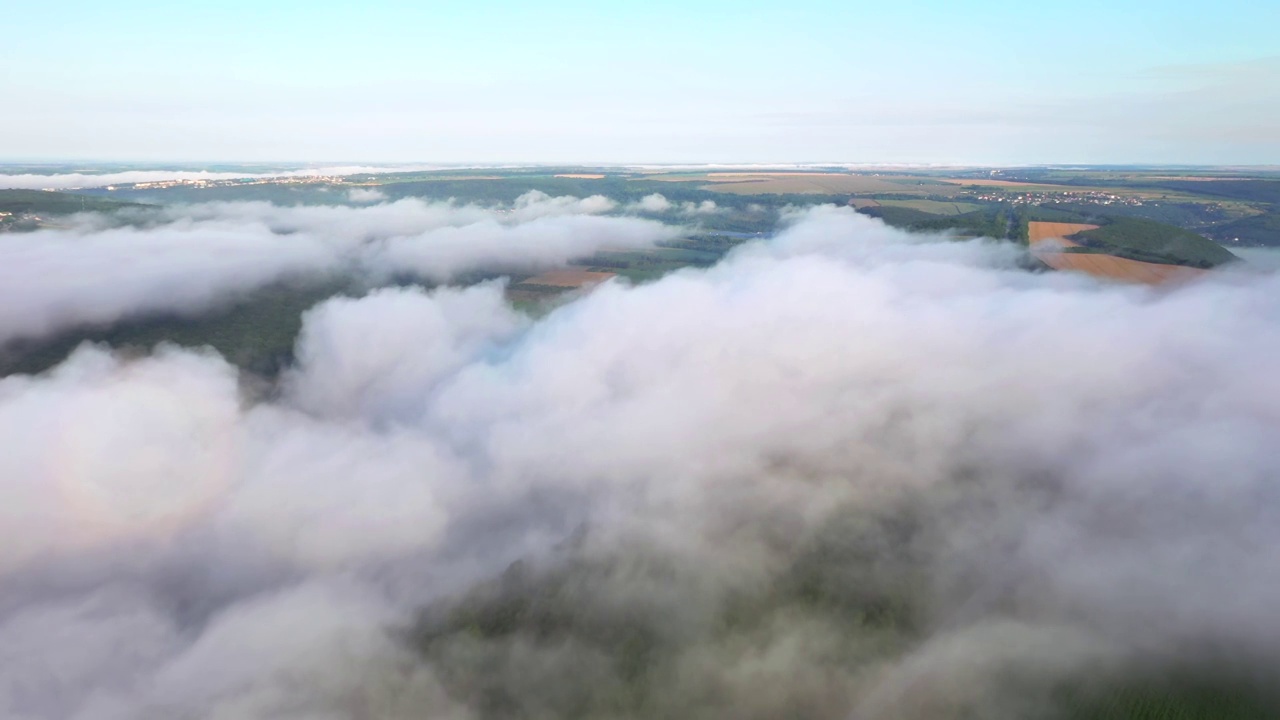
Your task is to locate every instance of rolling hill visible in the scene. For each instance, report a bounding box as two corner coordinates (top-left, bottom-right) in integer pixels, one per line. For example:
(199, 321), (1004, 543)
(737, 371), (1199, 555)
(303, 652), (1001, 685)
(1069, 218), (1238, 268)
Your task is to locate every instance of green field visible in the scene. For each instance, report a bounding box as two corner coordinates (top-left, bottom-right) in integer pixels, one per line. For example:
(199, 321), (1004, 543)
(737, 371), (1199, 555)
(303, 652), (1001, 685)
(876, 199), (984, 215)
(570, 239), (745, 283)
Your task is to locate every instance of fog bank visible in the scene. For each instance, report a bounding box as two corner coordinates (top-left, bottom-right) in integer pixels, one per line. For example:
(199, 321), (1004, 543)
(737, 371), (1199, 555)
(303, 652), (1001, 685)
(0, 193), (677, 347)
(2, 207), (1279, 718)
(0, 166), (436, 190)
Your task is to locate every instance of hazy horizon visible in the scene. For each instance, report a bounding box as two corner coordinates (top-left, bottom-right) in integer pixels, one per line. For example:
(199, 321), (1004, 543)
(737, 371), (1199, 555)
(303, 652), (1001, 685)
(6, 161), (1280, 169)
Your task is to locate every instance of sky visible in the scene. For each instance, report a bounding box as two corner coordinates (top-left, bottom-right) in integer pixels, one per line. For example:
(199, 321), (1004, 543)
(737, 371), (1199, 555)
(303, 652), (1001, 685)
(2, 0), (1278, 164)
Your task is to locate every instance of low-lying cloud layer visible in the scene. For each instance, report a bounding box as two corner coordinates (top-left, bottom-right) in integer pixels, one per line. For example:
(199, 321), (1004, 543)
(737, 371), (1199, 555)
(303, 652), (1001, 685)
(2, 207), (1279, 719)
(0, 166), (436, 190)
(628, 192), (721, 215)
(0, 192), (677, 347)
(346, 187), (388, 204)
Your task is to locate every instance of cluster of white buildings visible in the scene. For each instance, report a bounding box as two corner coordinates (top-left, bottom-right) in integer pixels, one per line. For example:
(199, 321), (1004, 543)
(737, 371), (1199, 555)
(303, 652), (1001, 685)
(114, 176), (346, 191)
(971, 190), (1149, 208)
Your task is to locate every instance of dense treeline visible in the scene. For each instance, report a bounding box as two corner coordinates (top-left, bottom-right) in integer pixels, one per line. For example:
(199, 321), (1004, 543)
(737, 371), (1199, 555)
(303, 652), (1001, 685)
(0, 189), (144, 216)
(410, 505), (1280, 720)
(0, 280), (355, 377)
(1206, 211), (1280, 247)
(858, 206), (1013, 239)
(1072, 218), (1239, 268)
(1148, 180), (1280, 205)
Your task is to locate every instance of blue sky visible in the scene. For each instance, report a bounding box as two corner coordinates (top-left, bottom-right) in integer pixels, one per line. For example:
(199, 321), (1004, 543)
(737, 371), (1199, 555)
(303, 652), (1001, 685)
(2, 0), (1277, 164)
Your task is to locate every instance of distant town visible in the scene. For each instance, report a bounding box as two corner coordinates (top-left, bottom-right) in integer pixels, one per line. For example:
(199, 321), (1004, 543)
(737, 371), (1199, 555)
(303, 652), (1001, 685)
(966, 189), (1152, 208)
(102, 175), (349, 191)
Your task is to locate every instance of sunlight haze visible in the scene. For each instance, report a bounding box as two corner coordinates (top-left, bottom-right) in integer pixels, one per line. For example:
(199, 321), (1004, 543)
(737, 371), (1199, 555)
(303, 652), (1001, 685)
(4, 0), (1277, 163)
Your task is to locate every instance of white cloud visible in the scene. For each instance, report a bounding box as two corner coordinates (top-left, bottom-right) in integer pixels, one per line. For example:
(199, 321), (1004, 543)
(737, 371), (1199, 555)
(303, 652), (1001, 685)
(626, 193), (719, 215)
(629, 193), (672, 213)
(285, 283), (525, 421)
(3, 208), (1280, 717)
(0, 166), (437, 190)
(0, 195), (676, 346)
(363, 213), (676, 281)
(510, 190), (617, 220)
(0, 347), (241, 573)
(346, 187), (387, 203)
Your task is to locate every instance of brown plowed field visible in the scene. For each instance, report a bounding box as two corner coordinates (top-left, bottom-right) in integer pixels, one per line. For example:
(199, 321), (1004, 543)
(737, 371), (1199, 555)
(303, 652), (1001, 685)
(518, 269), (617, 288)
(1034, 251), (1207, 284)
(1027, 221), (1206, 285)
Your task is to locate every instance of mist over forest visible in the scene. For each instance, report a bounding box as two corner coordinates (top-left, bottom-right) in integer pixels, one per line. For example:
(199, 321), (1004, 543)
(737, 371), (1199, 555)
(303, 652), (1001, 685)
(4, 0), (1278, 711)
(1, 184), (1279, 719)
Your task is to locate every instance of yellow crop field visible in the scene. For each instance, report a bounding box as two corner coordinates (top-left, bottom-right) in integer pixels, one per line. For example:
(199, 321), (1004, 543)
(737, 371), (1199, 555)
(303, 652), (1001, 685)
(1027, 222), (1100, 245)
